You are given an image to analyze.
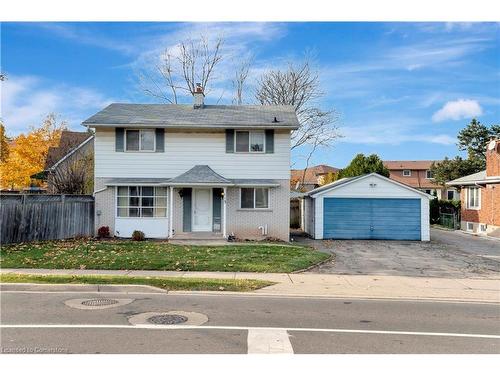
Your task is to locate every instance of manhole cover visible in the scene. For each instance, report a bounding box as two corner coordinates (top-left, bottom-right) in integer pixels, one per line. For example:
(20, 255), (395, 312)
(147, 314), (188, 325)
(81, 298), (119, 307)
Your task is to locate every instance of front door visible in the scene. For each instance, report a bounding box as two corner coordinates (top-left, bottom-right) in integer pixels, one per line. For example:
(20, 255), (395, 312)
(192, 188), (212, 231)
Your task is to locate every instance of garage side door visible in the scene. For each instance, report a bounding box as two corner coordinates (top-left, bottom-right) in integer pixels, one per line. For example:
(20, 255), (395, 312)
(323, 198), (421, 240)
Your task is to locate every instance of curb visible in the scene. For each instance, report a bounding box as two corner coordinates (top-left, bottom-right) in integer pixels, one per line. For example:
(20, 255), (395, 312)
(0, 283), (168, 294)
(2, 283), (498, 304)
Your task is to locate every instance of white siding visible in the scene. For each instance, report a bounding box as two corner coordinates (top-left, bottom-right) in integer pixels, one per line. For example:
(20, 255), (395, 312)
(94, 128), (291, 179)
(312, 174), (431, 241)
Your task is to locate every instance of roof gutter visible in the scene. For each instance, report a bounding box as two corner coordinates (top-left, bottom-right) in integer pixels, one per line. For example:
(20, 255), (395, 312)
(82, 123), (299, 130)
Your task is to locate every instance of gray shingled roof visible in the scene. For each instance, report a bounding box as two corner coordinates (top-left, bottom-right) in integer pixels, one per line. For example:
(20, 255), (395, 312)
(82, 103), (300, 129)
(169, 165), (231, 185)
(447, 170), (487, 186)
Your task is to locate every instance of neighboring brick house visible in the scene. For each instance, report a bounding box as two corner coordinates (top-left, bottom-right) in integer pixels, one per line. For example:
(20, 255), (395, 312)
(82, 86), (298, 241)
(447, 139), (500, 238)
(41, 130), (94, 194)
(383, 160), (459, 200)
(290, 164), (339, 192)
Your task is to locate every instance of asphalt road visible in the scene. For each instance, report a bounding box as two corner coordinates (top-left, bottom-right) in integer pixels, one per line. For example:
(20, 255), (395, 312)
(1, 290), (499, 354)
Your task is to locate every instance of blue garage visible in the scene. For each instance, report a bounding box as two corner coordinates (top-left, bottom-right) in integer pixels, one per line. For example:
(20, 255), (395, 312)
(302, 173), (431, 241)
(323, 197), (421, 240)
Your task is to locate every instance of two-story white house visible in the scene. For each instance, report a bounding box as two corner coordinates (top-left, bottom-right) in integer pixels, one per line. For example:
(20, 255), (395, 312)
(82, 88), (299, 241)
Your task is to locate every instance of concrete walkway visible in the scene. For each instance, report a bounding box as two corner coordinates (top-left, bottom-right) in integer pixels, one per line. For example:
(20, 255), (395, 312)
(2, 268), (499, 303)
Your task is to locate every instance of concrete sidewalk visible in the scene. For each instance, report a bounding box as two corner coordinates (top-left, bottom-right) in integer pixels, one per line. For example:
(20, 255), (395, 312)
(1, 268), (499, 303)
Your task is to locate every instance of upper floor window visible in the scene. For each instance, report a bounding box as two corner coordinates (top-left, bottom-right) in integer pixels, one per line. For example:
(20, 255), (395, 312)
(467, 187), (480, 210)
(117, 186), (167, 217)
(403, 170), (411, 177)
(125, 129), (155, 152)
(235, 131), (265, 153)
(426, 170), (434, 179)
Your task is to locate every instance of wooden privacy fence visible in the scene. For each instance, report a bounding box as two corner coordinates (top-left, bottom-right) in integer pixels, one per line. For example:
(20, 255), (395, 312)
(1, 194), (94, 244)
(290, 198), (301, 229)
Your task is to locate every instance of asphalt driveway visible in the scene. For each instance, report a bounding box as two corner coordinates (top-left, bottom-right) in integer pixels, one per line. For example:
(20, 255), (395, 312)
(293, 229), (500, 279)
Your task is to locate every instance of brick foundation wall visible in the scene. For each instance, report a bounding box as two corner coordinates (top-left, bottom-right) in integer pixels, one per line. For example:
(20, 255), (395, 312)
(94, 178), (115, 233)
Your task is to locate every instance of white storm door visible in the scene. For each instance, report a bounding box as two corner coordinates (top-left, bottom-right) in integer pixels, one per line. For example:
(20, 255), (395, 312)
(192, 188), (212, 231)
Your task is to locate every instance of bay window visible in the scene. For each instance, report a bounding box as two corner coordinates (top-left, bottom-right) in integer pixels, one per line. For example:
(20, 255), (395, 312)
(117, 186), (167, 217)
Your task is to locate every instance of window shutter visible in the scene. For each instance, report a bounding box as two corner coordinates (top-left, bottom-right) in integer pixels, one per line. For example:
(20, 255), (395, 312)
(226, 129), (235, 153)
(115, 128), (124, 152)
(182, 188), (192, 232)
(265, 129), (274, 153)
(155, 128), (165, 152)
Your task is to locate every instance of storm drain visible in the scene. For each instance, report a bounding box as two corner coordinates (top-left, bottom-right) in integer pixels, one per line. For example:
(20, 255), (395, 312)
(64, 298), (134, 310)
(81, 298), (119, 307)
(147, 314), (188, 325)
(128, 311), (208, 326)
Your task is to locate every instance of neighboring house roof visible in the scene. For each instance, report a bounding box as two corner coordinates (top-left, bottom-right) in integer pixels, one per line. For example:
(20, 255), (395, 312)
(388, 173), (442, 189)
(306, 176), (363, 196)
(291, 164), (340, 184)
(383, 160), (436, 170)
(447, 170), (500, 186)
(307, 173), (433, 199)
(82, 103), (300, 129)
(169, 165), (232, 185)
(44, 131), (93, 170)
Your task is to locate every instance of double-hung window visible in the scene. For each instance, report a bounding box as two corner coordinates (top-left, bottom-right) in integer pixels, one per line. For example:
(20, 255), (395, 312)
(426, 170), (434, 179)
(467, 187), (480, 209)
(240, 188), (269, 209)
(125, 129), (155, 151)
(117, 186), (167, 217)
(235, 131), (265, 153)
(403, 170), (411, 177)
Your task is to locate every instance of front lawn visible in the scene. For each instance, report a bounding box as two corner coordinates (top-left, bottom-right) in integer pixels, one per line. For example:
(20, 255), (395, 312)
(0, 239), (329, 273)
(0, 273), (272, 292)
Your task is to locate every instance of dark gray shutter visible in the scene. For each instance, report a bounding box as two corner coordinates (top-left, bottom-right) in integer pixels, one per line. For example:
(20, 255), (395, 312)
(265, 129), (274, 153)
(226, 129), (234, 153)
(115, 128), (124, 152)
(155, 128), (165, 152)
(182, 188), (192, 232)
(212, 188), (222, 232)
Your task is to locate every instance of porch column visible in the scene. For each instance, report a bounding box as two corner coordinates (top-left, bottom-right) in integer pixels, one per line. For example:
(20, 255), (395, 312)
(169, 186), (174, 238)
(223, 186), (227, 238)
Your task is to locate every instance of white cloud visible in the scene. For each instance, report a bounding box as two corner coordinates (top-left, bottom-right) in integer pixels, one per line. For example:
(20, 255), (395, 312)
(1, 75), (114, 135)
(432, 99), (483, 122)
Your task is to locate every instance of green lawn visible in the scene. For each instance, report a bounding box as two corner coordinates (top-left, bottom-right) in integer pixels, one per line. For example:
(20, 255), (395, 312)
(0, 273), (272, 292)
(0, 239), (329, 273)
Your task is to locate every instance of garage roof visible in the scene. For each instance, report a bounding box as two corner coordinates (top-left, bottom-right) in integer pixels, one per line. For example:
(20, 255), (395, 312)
(307, 173), (433, 198)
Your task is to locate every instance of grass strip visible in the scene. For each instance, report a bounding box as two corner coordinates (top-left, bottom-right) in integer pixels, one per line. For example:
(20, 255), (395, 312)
(0, 273), (274, 292)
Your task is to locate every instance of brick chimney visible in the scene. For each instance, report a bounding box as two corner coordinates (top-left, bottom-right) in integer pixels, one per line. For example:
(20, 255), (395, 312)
(486, 138), (500, 177)
(193, 83), (204, 109)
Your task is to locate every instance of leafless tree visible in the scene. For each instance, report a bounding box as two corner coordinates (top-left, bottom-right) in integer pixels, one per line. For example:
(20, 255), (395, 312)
(232, 57), (252, 105)
(139, 36), (224, 103)
(255, 59), (340, 185)
(50, 153), (93, 195)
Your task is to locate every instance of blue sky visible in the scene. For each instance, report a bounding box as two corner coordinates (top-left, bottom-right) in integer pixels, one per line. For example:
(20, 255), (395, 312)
(1, 22), (499, 167)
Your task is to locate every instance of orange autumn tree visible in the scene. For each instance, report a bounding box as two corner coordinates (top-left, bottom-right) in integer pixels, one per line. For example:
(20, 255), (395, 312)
(0, 114), (67, 190)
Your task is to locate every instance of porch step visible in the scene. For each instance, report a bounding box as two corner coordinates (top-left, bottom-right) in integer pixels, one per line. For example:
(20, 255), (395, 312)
(169, 232), (228, 245)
